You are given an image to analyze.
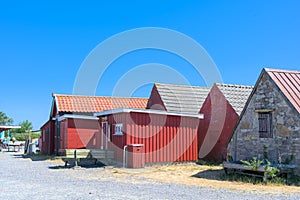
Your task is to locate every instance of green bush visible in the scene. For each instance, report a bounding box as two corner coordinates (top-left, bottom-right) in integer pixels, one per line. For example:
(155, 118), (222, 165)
(13, 133), (41, 141)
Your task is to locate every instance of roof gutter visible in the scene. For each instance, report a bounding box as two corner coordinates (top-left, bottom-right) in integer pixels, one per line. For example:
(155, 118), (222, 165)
(58, 114), (99, 122)
(94, 108), (204, 119)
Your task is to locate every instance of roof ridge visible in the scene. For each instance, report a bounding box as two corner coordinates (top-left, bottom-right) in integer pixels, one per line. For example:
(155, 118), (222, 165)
(155, 82), (210, 89)
(264, 68), (300, 74)
(53, 93), (148, 99)
(215, 83), (254, 88)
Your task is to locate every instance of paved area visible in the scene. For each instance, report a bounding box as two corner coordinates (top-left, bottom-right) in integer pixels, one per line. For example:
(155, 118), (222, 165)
(0, 152), (299, 200)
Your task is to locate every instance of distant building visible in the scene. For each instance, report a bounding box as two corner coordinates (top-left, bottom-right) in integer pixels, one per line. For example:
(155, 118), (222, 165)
(40, 94), (148, 155)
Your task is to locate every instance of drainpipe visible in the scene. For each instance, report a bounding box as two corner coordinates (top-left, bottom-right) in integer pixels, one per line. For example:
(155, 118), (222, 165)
(101, 121), (104, 150)
(123, 145), (128, 168)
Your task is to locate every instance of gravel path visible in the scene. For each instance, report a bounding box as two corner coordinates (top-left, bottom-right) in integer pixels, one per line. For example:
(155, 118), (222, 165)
(0, 152), (299, 200)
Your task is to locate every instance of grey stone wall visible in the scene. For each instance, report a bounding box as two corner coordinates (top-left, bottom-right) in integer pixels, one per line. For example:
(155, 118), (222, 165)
(228, 73), (300, 175)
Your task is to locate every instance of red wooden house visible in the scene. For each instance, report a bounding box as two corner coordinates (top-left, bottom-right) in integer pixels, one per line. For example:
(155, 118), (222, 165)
(40, 94), (148, 155)
(198, 83), (253, 162)
(94, 108), (203, 164)
(146, 83), (253, 162)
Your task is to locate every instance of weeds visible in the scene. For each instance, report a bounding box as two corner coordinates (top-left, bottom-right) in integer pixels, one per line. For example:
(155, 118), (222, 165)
(196, 159), (218, 166)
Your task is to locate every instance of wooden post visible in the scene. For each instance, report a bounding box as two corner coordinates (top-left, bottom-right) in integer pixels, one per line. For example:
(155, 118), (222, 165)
(74, 149), (78, 166)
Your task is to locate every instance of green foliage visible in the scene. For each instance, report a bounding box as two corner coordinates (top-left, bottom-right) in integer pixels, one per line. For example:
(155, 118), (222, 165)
(0, 111), (14, 125)
(240, 157), (264, 170)
(289, 175), (300, 186)
(13, 133), (41, 141)
(4, 130), (9, 138)
(240, 157), (280, 181)
(283, 154), (294, 164)
(11, 120), (33, 133)
(222, 172), (288, 185)
(263, 160), (279, 179)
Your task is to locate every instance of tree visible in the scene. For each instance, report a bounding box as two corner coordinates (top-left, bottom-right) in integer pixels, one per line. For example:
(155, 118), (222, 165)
(0, 111), (14, 125)
(11, 120), (33, 133)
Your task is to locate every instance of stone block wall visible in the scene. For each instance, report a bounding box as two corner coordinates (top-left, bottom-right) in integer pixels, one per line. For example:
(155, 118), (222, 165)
(228, 73), (300, 175)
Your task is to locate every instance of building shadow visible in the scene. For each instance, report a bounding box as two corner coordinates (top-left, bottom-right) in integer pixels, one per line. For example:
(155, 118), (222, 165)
(48, 160), (106, 170)
(21, 154), (54, 161)
(191, 169), (225, 181)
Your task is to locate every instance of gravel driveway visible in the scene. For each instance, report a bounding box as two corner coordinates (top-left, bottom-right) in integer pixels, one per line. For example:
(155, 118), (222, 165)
(0, 152), (299, 200)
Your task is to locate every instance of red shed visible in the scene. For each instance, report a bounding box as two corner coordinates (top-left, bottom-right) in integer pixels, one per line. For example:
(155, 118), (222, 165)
(146, 83), (253, 163)
(95, 108), (203, 164)
(40, 120), (55, 154)
(198, 83), (253, 162)
(40, 94), (148, 155)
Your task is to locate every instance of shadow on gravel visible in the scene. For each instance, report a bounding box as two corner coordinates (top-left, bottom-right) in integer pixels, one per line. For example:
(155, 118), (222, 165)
(48, 161), (106, 170)
(21, 154), (53, 161)
(191, 169), (225, 181)
(12, 154), (23, 158)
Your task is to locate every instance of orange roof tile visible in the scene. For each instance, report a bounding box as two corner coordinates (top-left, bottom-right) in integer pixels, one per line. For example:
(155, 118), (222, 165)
(54, 94), (148, 113)
(265, 68), (300, 114)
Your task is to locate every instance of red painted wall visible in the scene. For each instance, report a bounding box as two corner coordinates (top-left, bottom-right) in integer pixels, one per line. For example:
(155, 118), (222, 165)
(198, 85), (239, 162)
(101, 112), (199, 164)
(40, 120), (55, 155)
(146, 84), (167, 110)
(58, 118), (100, 152)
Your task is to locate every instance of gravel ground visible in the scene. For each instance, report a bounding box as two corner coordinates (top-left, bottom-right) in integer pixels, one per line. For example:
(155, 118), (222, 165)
(0, 152), (299, 200)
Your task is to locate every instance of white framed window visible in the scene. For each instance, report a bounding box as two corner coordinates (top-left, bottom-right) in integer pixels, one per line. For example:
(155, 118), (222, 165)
(114, 124), (123, 135)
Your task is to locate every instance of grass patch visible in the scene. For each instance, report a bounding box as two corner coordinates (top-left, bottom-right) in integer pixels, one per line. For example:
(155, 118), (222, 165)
(196, 159), (219, 166)
(221, 172), (300, 186)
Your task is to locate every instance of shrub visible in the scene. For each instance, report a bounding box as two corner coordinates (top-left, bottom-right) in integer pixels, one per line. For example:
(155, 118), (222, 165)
(13, 133), (41, 141)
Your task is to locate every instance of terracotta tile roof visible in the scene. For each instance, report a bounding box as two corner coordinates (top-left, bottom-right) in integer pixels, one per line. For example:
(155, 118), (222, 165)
(154, 83), (211, 114)
(216, 83), (254, 115)
(265, 68), (300, 114)
(54, 94), (148, 113)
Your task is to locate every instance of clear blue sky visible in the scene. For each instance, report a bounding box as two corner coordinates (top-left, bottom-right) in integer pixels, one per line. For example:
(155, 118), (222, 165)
(1, 1), (300, 129)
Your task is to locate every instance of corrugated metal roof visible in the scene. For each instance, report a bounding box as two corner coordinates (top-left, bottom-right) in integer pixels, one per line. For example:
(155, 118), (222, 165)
(54, 94), (148, 113)
(155, 83), (211, 114)
(265, 68), (300, 114)
(215, 83), (254, 115)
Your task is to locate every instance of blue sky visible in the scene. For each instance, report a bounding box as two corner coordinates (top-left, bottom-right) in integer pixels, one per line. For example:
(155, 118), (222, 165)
(1, 1), (300, 129)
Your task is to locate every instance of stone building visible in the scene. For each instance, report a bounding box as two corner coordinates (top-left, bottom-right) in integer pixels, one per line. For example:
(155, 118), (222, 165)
(228, 68), (300, 174)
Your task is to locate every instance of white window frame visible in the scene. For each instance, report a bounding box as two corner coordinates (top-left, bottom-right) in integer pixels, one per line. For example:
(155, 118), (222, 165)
(114, 124), (123, 135)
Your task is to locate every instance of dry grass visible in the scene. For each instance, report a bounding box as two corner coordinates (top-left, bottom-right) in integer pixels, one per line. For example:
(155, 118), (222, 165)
(46, 157), (300, 194)
(111, 163), (300, 194)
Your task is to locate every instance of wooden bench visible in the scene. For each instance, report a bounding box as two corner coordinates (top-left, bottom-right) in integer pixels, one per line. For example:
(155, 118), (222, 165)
(223, 161), (272, 182)
(62, 149), (115, 167)
(62, 149), (92, 167)
(90, 150), (114, 160)
(223, 161), (297, 182)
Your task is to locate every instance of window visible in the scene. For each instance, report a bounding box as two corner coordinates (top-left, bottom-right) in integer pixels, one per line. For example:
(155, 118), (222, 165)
(258, 112), (272, 138)
(114, 124), (123, 135)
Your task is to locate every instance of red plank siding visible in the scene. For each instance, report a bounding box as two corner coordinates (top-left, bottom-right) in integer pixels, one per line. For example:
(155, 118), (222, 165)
(103, 112), (199, 164)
